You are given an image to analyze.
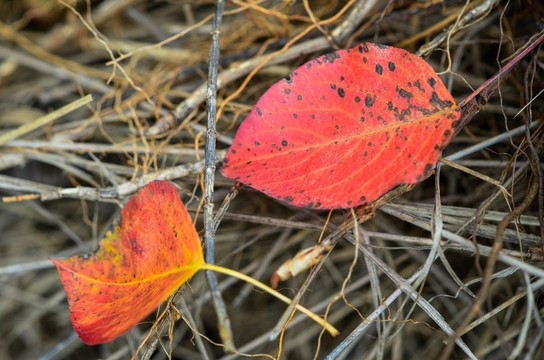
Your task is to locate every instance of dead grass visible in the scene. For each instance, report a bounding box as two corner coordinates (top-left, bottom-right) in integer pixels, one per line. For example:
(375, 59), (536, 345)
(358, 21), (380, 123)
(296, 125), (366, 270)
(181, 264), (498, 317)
(0, 1), (543, 359)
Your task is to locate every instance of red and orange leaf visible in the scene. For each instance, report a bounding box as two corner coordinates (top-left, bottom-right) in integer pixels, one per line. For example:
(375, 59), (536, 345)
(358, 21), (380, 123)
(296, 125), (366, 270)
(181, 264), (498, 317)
(221, 43), (461, 209)
(51, 181), (204, 345)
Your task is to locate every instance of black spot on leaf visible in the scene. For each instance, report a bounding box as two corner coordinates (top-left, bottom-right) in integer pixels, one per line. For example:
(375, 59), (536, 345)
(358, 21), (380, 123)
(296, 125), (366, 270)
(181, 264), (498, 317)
(424, 163), (433, 174)
(375, 64), (383, 75)
(427, 77), (436, 88)
(256, 107), (263, 117)
(322, 51), (341, 63)
(388, 61), (396, 71)
(338, 88), (345, 98)
(398, 88), (413, 98)
(365, 94), (376, 107)
(355, 96), (361, 103)
(281, 140), (288, 146)
(429, 92), (453, 109)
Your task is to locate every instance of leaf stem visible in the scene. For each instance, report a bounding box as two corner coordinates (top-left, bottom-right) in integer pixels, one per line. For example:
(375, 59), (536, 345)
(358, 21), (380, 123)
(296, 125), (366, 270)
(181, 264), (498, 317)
(200, 263), (339, 337)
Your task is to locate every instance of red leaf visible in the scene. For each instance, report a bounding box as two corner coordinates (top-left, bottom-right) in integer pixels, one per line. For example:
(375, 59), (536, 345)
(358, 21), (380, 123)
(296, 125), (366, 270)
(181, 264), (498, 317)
(221, 43), (461, 209)
(51, 181), (204, 345)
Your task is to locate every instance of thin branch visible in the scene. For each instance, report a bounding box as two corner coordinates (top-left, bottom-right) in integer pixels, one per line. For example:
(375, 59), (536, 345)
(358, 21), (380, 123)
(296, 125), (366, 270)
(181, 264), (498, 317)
(203, 0), (235, 352)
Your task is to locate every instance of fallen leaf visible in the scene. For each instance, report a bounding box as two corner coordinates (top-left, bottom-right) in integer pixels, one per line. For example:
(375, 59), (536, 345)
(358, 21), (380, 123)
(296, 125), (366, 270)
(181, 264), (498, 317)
(51, 181), (204, 345)
(221, 43), (461, 209)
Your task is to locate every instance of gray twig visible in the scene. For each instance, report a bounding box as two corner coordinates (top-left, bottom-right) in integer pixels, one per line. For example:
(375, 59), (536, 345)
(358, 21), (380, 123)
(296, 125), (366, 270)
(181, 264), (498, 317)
(203, 0), (235, 352)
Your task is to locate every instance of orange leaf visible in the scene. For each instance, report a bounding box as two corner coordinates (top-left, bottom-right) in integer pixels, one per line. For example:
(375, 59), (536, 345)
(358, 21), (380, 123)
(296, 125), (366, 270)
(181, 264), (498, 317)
(51, 181), (204, 345)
